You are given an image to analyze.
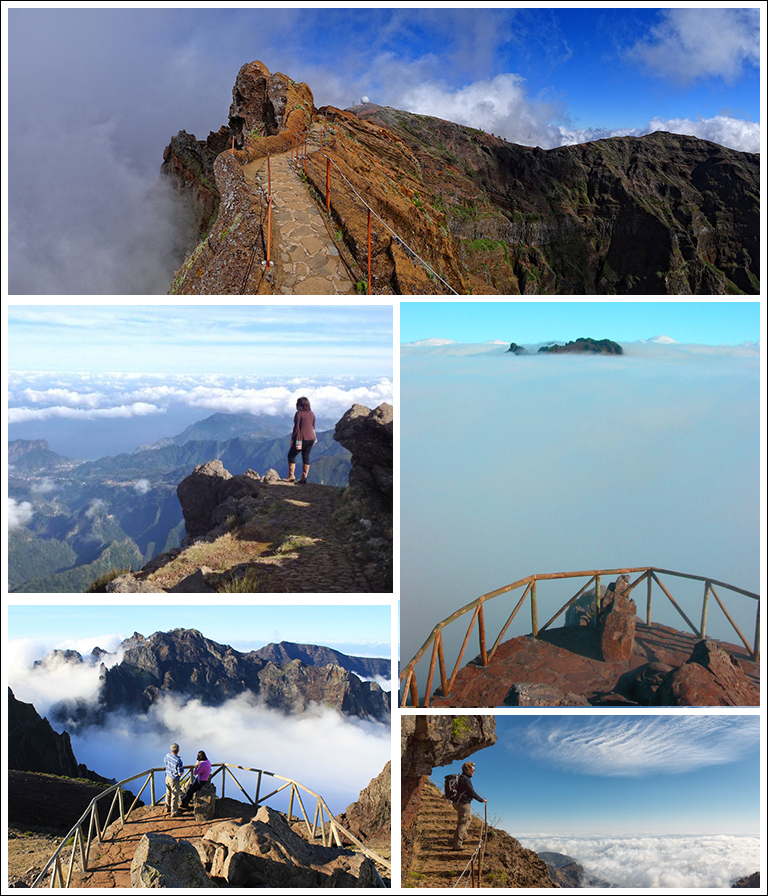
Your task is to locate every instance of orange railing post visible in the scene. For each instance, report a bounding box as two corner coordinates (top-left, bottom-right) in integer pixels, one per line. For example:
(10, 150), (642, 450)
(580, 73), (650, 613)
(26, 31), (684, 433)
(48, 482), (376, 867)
(367, 209), (371, 294)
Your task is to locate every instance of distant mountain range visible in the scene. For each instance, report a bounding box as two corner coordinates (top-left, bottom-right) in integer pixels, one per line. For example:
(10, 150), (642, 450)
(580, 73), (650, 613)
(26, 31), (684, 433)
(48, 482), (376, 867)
(41, 629), (390, 726)
(8, 412), (351, 592)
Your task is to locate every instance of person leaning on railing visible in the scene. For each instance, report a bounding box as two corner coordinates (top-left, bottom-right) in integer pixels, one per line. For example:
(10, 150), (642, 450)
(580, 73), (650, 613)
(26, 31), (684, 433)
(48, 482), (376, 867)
(451, 761), (486, 851)
(181, 750), (213, 809)
(163, 743), (184, 817)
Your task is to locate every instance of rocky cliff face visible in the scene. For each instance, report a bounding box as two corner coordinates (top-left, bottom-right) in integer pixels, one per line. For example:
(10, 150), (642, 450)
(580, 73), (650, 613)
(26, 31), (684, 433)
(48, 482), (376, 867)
(252, 641), (389, 680)
(334, 761), (391, 850)
(162, 60), (759, 295)
(47, 629), (390, 725)
(8, 689), (102, 780)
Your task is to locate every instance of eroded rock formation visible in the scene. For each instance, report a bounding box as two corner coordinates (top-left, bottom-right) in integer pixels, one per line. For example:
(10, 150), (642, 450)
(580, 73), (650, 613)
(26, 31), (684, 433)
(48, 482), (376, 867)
(334, 761), (391, 849)
(201, 805), (379, 887)
(131, 832), (213, 888)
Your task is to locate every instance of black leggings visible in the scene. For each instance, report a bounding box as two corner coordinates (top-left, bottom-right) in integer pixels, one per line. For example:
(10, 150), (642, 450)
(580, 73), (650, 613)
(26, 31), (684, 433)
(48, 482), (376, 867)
(181, 777), (208, 805)
(288, 439), (315, 465)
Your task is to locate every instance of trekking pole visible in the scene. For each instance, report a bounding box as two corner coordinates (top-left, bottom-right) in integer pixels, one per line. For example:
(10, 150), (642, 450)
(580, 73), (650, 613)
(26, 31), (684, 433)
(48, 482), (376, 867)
(477, 802), (487, 887)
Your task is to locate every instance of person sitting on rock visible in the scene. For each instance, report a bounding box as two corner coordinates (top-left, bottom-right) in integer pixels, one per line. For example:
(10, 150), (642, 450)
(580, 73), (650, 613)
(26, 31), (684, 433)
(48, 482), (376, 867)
(451, 761), (486, 850)
(164, 742), (184, 817)
(286, 396), (316, 485)
(181, 750), (212, 809)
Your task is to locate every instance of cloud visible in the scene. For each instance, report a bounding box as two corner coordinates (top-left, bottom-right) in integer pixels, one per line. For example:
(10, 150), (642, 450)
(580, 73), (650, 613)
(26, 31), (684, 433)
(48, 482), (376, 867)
(30, 478), (57, 495)
(8, 402), (163, 423)
(518, 832), (760, 889)
(519, 716), (759, 777)
(626, 8), (760, 84)
(133, 479), (151, 495)
(8, 498), (34, 529)
(644, 115), (760, 154)
(85, 499), (107, 518)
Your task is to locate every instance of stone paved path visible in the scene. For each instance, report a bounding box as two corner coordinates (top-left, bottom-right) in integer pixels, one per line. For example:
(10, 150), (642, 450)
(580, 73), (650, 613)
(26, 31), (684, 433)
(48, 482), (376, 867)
(244, 153), (355, 294)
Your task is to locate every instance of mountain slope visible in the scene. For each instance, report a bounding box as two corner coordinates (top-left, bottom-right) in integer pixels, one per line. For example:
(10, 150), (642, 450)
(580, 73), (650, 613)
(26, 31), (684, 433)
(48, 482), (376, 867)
(163, 60), (759, 296)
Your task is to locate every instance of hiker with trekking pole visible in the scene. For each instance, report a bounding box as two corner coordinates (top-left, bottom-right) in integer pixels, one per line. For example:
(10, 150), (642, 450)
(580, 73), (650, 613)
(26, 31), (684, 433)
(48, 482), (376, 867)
(445, 760), (487, 851)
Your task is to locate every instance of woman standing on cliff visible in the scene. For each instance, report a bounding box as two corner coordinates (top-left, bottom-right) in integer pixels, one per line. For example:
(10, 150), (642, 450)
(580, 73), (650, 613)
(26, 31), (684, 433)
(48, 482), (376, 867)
(286, 396), (316, 484)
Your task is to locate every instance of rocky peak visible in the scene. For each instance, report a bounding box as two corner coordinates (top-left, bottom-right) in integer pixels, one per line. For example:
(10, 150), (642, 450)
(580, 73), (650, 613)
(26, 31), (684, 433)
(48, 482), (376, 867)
(538, 337), (623, 354)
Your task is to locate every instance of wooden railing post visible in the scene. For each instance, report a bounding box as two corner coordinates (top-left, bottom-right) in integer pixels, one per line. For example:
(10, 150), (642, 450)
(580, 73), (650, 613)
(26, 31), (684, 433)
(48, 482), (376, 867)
(255, 769), (263, 806)
(531, 579), (538, 636)
(701, 580), (710, 639)
(288, 784), (295, 823)
(326, 157), (331, 213)
(478, 602), (488, 666)
(594, 574), (601, 624)
(646, 571), (653, 624)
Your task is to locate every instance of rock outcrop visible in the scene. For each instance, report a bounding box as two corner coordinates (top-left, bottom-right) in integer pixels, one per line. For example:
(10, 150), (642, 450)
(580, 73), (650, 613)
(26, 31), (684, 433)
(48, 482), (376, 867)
(7, 689), (100, 780)
(131, 832), (213, 888)
(252, 641), (390, 680)
(176, 461), (263, 539)
(334, 761), (391, 849)
(334, 403), (393, 514)
(538, 337), (624, 354)
(650, 638), (759, 706)
(200, 806), (379, 887)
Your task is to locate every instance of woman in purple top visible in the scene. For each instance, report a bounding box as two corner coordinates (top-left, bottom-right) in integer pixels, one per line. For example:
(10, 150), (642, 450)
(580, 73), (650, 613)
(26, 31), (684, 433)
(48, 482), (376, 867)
(286, 396), (316, 485)
(181, 750), (212, 808)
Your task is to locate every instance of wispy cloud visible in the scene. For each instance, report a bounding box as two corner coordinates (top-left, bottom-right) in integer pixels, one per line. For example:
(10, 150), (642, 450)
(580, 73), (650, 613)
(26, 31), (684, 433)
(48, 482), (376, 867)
(626, 8), (760, 84)
(517, 716), (760, 777)
(8, 498), (34, 529)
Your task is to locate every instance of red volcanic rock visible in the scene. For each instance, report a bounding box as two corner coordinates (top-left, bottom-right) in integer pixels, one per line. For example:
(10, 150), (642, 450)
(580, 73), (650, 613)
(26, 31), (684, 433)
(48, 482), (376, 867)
(653, 639), (759, 706)
(598, 593), (637, 662)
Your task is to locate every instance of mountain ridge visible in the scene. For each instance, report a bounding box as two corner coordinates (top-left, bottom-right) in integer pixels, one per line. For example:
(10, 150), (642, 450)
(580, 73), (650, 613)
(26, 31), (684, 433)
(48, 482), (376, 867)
(163, 61), (759, 295)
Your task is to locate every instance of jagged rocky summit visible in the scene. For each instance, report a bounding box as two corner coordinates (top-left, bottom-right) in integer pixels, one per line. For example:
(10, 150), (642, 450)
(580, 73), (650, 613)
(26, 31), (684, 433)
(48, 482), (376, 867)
(46, 628), (390, 726)
(505, 336), (623, 355)
(163, 60), (759, 295)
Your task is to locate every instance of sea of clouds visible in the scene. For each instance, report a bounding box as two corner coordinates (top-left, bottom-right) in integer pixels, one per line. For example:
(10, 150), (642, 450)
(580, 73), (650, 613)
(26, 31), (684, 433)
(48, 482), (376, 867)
(517, 832), (761, 889)
(401, 340), (760, 673)
(8, 637), (391, 814)
(8, 371), (394, 459)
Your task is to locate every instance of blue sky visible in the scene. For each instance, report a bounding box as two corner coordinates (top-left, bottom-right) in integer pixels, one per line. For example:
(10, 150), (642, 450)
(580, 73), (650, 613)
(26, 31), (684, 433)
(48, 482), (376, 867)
(7, 304), (393, 377)
(6, 603), (392, 658)
(400, 301), (761, 346)
(5, 5), (762, 293)
(439, 714), (760, 836)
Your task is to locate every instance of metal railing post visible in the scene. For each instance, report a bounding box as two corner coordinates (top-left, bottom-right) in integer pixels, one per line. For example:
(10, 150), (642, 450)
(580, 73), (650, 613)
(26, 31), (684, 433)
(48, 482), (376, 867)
(367, 208), (372, 294)
(326, 157), (331, 212)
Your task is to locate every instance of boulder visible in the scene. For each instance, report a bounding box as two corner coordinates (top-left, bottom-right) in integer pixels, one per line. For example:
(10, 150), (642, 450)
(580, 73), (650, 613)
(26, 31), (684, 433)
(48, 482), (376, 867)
(652, 639), (759, 706)
(177, 462), (263, 538)
(614, 661), (674, 705)
(200, 806), (373, 887)
(193, 781), (217, 822)
(130, 832), (213, 888)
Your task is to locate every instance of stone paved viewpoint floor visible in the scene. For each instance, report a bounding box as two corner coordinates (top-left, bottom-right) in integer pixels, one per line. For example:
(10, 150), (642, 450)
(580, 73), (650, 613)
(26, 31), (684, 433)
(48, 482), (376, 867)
(244, 152), (355, 295)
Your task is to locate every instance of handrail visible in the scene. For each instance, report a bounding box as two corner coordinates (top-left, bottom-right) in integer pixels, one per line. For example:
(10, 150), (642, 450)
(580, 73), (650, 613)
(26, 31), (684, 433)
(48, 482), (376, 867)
(294, 126), (460, 294)
(32, 762), (390, 888)
(400, 566), (760, 707)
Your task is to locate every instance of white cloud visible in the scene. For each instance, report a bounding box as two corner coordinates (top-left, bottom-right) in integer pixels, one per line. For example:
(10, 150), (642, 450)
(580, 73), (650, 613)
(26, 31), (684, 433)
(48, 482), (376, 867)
(85, 498), (107, 518)
(520, 716), (759, 777)
(8, 402), (163, 423)
(133, 479), (151, 495)
(518, 833), (760, 889)
(627, 8), (760, 84)
(8, 498), (34, 529)
(645, 115), (760, 154)
(31, 478), (57, 494)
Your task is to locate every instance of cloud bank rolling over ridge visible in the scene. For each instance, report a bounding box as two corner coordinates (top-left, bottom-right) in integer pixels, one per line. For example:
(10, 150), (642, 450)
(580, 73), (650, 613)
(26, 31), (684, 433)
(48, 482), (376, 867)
(6, 7), (760, 293)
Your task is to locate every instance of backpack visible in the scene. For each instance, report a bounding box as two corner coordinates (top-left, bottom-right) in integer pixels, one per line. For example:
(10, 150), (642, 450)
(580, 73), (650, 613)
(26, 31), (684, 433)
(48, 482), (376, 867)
(444, 773), (460, 801)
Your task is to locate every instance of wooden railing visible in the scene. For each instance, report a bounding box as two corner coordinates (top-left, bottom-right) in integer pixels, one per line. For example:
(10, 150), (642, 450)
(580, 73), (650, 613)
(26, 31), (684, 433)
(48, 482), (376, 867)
(32, 762), (390, 888)
(399, 566), (760, 707)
